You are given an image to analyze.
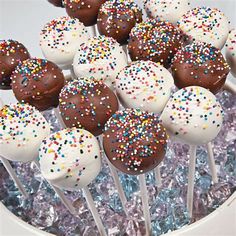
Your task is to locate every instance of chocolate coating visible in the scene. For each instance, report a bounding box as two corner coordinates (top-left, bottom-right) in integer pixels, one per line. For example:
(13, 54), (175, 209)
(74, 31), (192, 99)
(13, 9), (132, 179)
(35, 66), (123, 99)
(48, 0), (64, 7)
(0, 40), (30, 90)
(171, 42), (230, 94)
(128, 19), (183, 68)
(103, 109), (167, 175)
(65, 0), (106, 26)
(11, 59), (65, 111)
(97, 0), (142, 45)
(59, 78), (119, 136)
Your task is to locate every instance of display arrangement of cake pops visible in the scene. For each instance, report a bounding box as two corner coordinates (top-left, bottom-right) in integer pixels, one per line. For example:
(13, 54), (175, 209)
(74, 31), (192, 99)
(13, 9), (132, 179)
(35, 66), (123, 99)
(1, 0), (236, 235)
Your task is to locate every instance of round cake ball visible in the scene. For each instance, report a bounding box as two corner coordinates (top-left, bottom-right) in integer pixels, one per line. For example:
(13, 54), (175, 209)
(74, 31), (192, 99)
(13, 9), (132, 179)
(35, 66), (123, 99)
(73, 36), (128, 88)
(59, 78), (118, 136)
(171, 42), (230, 94)
(116, 60), (174, 113)
(11, 58), (65, 111)
(48, 0), (64, 7)
(160, 86), (223, 145)
(0, 40), (30, 90)
(65, 0), (106, 27)
(39, 128), (101, 190)
(177, 7), (230, 49)
(128, 19), (183, 68)
(40, 16), (89, 67)
(144, 0), (191, 24)
(225, 29), (236, 77)
(97, 0), (142, 45)
(103, 109), (168, 175)
(0, 103), (51, 162)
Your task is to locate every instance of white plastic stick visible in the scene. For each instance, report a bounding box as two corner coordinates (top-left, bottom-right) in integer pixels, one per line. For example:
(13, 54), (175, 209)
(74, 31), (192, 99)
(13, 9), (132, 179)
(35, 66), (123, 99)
(206, 142), (218, 184)
(83, 186), (107, 236)
(0, 156), (28, 198)
(106, 160), (128, 214)
(154, 165), (162, 187)
(187, 145), (197, 218)
(122, 45), (128, 57)
(90, 25), (97, 37)
(33, 160), (76, 215)
(138, 174), (151, 236)
(53, 107), (66, 128)
(224, 79), (236, 94)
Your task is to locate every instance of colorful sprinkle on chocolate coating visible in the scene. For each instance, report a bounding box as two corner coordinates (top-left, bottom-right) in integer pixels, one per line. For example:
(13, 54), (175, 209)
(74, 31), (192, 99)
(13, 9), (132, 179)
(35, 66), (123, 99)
(103, 108), (168, 175)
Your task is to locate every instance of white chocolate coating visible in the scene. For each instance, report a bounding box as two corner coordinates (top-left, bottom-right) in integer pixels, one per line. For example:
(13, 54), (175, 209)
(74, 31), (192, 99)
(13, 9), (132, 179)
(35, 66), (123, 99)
(116, 60), (174, 114)
(144, 0), (191, 24)
(160, 86), (223, 145)
(39, 128), (101, 190)
(40, 16), (89, 67)
(225, 29), (236, 77)
(178, 7), (229, 49)
(73, 36), (128, 89)
(0, 103), (51, 162)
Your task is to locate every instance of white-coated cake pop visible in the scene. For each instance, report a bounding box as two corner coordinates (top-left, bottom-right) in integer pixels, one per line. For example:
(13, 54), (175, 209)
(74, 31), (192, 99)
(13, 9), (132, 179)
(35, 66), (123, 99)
(116, 60), (174, 113)
(73, 35), (128, 88)
(39, 128), (101, 190)
(178, 7), (230, 49)
(0, 103), (51, 162)
(40, 16), (89, 67)
(160, 86), (223, 145)
(225, 29), (236, 77)
(144, 0), (191, 24)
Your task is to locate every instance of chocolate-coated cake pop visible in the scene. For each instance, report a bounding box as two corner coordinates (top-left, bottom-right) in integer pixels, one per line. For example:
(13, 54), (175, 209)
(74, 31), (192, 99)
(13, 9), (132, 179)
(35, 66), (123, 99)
(177, 7), (230, 49)
(116, 60), (174, 113)
(65, 0), (107, 26)
(103, 109), (168, 175)
(97, 0), (142, 45)
(11, 58), (65, 111)
(160, 86), (223, 145)
(59, 78), (118, 136)
(40, 16), (89, 67)
(0, 40), (30, 90)
(144, 0), (191, 24)
(39, 128), (101, 190)
(73, 35), (128, 88)
(128, 19), (183, 68)
(171, 42), (230, 94)
(48, 0), (64, 7)
(225, 29), (236, 77)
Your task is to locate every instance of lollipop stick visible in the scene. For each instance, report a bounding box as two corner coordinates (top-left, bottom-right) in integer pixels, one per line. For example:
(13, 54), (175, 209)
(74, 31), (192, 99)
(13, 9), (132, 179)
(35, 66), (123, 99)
(154, 165), (162, 187)
(53, 107), (66, 128)
(187, 145), (197, 218)
(69, 66), (77, 80)
(224, 79), (236, 94)
(0, 156), (28, 198)
(138, 174), (151, 236)
(83, 186), (107, 236)
(90, 25), (97, 37)
(206, 142), (218, 184)
(122, 45), (128, 58)
(106, 160), (128, 214)
(33, 160), (76, 215)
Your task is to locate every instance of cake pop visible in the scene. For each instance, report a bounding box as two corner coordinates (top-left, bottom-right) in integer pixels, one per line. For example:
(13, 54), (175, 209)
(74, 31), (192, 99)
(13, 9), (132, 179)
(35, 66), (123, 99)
(11, 58), (65, 111)
(65, 0), (106, 27)
(97, 0), (142, 45)
(73, 36), (128, 88)
(39, 127), (106, 235)
(0, 103), (51, 162)
(48, 0), (64, 7)
(226, 29), (236, 77)
(160, 86), (223, 217)
(0, 40), (30, 89)
(40, 16), (89, 68)
(177, 7), (230, 49)
(144, 0), (191, 24)
(128, 19), (183, 68)
(171, 42), (230, 94)
(116, 60), (174, 113)
(103, 108), (168, 234)
(59, 78), (118, 136)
